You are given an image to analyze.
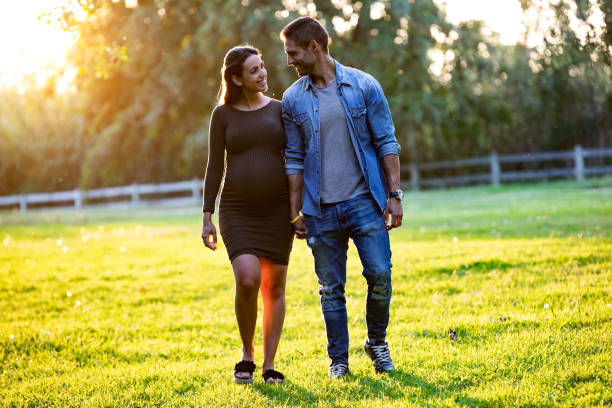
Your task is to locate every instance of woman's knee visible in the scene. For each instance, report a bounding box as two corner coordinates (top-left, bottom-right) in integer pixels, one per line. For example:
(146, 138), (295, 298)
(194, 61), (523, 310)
(261, 277), (286, 299)
(270, 283), (286, 300)
(260, 262), (287, 299)
(236, 275), (260, 295)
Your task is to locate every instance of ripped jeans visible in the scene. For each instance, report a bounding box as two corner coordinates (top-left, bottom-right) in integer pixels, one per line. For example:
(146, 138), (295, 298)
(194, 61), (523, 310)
(304, 193), (392, 365)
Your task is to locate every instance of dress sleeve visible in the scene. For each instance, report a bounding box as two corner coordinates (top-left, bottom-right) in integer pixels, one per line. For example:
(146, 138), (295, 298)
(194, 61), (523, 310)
(202, 106), (226, 213)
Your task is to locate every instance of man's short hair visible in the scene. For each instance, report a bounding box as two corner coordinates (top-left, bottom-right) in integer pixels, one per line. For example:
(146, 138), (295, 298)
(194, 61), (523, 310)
(280, 17), (329, 53)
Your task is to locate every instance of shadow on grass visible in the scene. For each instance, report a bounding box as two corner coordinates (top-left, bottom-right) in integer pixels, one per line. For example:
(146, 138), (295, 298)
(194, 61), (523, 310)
(251, 368), (492, 407)
(432, 258), (518, 275)
(423, 253), (609, 277)
(407, 319), (543, 344)
(253, 380), (318, 407)
(383, 368), (491, 407)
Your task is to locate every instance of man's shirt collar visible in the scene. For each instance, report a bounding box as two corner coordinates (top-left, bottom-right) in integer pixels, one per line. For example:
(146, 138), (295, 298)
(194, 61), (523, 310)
(304, 59), (351, 91)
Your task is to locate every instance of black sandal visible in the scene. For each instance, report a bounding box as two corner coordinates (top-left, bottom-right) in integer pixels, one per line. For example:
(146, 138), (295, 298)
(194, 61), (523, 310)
(262, 369), (285, 384)
(234, 360), (256, 384)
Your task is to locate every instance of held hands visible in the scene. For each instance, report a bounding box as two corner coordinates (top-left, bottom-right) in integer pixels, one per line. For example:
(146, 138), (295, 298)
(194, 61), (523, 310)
(290, 213), (307, 239)
(384, 197), (403, 230)
(201, 213), (217, 250)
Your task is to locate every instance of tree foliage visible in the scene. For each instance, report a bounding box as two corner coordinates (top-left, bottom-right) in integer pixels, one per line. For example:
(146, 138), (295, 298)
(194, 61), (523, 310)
(0, 0), (610, 194)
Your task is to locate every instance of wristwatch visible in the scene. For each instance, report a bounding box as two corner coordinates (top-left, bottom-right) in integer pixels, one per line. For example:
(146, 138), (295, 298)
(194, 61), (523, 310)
(388, 189), (404, 201)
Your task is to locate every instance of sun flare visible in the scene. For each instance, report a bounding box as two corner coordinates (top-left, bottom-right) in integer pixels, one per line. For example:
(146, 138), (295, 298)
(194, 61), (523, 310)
(435, 0), (525, 45)
(0, 0), (606, 91)
(0, 0), (79, 89)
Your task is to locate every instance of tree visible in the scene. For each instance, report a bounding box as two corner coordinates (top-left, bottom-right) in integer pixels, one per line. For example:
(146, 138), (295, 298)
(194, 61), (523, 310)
(0, 0), (609, 195)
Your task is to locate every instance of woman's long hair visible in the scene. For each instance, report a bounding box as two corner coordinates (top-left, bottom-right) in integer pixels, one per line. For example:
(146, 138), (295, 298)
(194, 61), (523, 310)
(218, 46), (261, 105)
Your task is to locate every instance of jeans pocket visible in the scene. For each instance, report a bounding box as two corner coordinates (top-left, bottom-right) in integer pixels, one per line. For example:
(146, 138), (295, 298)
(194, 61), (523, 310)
(350, 196), (386, 235)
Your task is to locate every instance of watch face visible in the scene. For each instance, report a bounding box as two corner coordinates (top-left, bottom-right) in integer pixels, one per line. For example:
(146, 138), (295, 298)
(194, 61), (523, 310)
(390, 190), (403, 200)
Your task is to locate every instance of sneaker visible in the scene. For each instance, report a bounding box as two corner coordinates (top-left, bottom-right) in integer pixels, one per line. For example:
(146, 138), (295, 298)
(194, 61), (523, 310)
(364, 340), (395, 373)
(328, 362), (350, 379)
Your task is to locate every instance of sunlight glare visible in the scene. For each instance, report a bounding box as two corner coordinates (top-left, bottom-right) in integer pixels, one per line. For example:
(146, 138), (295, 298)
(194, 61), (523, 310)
(0, 1), (79, 90)
(435, 0), (524, 45)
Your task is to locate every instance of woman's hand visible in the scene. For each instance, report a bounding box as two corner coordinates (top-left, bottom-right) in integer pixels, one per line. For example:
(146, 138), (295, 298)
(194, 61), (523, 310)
(292, 217), (306, 239)
(290, 213), (306, 239)
(201, 212), (217, 250)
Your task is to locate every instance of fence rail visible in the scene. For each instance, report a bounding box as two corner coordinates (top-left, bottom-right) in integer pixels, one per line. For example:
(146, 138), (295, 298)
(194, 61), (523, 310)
(1, 146), (611, 211)
(0, 179), (204, 212)
(403, 145), (612, 190)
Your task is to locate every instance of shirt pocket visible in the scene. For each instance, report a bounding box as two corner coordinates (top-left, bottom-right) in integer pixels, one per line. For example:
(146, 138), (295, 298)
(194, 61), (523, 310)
(295, 112), (313, 148)
(350, 106), (369, 143)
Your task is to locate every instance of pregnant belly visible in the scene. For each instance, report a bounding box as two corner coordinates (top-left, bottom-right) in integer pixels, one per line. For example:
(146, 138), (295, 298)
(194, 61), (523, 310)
(223, 159), (288, 207)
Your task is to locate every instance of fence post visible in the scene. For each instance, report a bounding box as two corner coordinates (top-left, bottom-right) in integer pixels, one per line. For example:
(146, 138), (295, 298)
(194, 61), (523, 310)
(191, 178), (201, 205)
(73, 189), (82, 210)
(19, 195), (27, 212)
(409, 163), (419, 191)
(490, 152), (500, 187)
(130, 183), (140, 206)
(574, 145), (585, 182)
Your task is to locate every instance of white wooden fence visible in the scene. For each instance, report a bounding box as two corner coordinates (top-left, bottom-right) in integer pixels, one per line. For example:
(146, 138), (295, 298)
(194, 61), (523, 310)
(1, 145), (611, 211)
(0, 179), (203, 212)
(404, 145), (612, 190)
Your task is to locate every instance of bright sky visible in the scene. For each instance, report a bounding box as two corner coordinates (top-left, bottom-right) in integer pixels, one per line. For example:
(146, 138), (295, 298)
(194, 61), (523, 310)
(0, 1), (604, 89)
(435, 0), (525, 45)
(0, 0), (81, 89)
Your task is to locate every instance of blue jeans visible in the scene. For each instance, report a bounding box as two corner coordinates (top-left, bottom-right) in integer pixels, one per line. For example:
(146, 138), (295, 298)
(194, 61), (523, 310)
(304, 193), (392, 365)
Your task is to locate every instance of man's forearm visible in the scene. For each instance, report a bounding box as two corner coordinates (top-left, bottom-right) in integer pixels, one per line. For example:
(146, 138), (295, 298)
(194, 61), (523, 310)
(382, 154), (401, 191)
(288, 174), (304, 218)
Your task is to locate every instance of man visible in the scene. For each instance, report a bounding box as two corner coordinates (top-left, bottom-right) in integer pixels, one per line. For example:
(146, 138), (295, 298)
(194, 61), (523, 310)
(280, 17), (403, 379)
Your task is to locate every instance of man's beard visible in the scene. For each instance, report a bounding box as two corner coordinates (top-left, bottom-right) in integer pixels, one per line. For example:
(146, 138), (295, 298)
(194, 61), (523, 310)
(294, 62), (313, 77)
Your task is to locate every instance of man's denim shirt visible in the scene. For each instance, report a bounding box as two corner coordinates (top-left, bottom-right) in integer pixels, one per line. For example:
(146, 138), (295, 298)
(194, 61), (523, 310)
(282, 60), (401, 217)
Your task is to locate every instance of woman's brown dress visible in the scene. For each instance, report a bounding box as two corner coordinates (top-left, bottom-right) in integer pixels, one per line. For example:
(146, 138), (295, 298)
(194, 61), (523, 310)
(202, 99), (293, 265)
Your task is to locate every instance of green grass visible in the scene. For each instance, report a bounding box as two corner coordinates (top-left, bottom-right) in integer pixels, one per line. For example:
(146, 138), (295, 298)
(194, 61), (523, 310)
(1, 178), (611, 407)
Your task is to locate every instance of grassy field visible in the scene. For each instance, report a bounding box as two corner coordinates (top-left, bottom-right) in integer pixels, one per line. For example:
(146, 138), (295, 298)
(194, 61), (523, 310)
(1, 178), (611, 407)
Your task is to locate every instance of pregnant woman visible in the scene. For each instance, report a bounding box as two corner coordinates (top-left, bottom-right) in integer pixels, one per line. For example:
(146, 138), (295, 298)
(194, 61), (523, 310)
(201, 46), (294, 384)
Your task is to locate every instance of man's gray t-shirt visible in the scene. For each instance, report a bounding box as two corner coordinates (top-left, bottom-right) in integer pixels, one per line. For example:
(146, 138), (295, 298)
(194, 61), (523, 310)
(317, 80), (369, 204)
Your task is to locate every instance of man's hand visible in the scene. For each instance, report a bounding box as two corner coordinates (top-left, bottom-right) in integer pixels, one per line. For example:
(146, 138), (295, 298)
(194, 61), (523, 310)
(201, 212), (217, 250)
(381, 154), (402, 230)
(288, 174), (306, 239)
(384, 197), (403, 230)
(292, 216), (307, 239)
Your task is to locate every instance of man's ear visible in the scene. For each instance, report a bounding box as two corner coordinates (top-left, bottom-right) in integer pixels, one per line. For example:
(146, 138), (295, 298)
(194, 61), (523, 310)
(309, 39), (320, 53)
(231, 74), (242, 87)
